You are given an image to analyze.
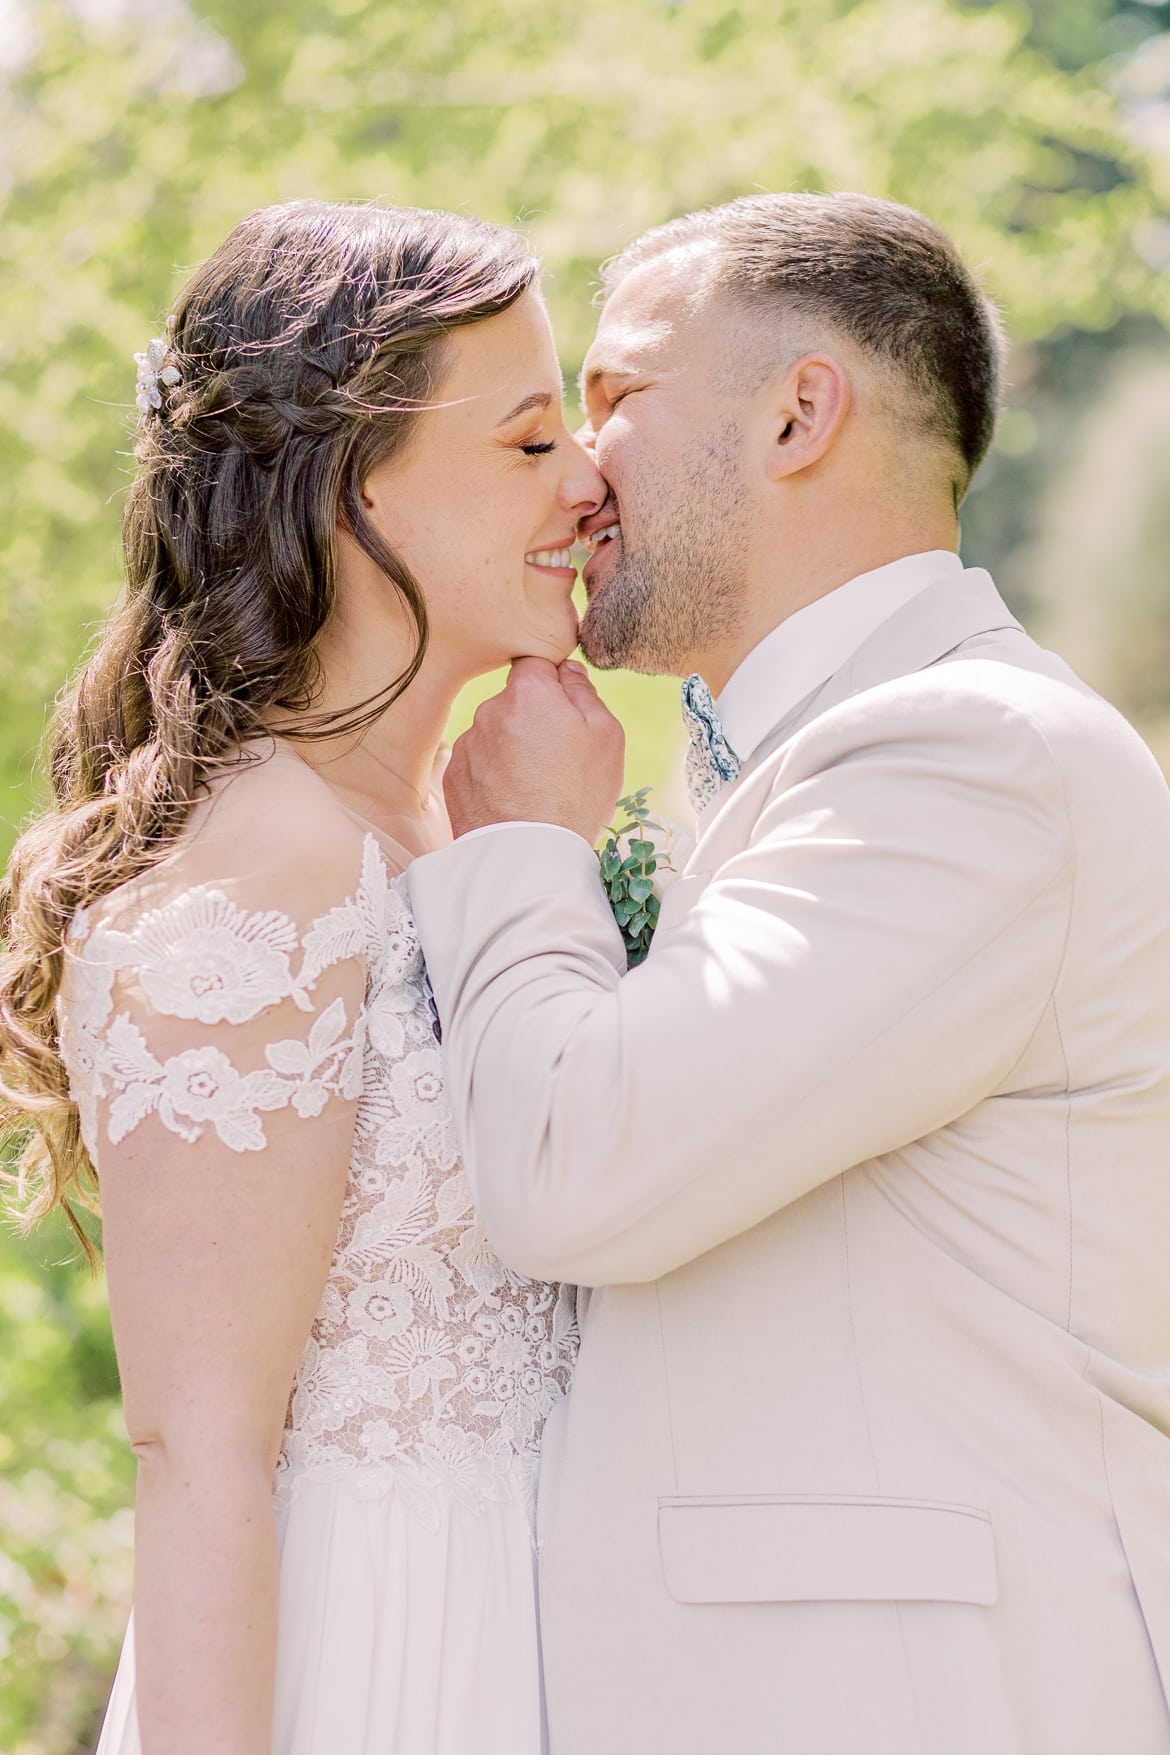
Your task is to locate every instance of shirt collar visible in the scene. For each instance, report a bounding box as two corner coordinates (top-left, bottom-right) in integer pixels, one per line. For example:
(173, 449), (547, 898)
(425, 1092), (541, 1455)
(715, 549), (965, 764)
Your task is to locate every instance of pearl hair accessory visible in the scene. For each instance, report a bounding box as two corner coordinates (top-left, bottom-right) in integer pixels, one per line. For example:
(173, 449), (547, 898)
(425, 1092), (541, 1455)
(134, 315), (182, 416)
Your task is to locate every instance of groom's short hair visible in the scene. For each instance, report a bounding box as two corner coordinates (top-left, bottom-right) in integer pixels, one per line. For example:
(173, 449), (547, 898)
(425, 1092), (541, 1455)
(603, 193), (1004, 494)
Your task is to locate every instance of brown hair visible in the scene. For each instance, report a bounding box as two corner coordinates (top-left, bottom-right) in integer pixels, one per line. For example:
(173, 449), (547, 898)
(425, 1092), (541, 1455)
(604, 192), (1004, 495)
(0, 198), (538, 1252)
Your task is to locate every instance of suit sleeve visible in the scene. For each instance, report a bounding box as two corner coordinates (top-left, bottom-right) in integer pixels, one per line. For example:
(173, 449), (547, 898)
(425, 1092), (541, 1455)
(407, 688), (1073, 1285)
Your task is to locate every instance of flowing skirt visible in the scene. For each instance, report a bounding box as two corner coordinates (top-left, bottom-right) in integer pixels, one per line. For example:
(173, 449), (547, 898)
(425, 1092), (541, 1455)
(95, 1470), (547, 1754)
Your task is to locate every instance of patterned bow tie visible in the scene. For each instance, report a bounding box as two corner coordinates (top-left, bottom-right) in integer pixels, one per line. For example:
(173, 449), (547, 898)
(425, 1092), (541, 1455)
(681, 673), (740, 812)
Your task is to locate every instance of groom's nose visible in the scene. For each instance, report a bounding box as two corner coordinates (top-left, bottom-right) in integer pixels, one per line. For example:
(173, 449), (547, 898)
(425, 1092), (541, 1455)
(575, 415), (598, 454)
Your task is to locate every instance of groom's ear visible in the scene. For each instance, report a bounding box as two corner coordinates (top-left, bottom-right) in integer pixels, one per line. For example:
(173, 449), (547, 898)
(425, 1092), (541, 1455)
(762, 353), (852, 482)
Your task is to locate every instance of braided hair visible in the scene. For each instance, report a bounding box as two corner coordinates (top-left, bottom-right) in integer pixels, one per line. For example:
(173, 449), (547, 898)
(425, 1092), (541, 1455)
(0, 199), (538, 1252)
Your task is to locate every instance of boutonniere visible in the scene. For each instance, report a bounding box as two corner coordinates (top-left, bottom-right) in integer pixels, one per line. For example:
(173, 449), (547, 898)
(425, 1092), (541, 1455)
(597, 789), (694, 968)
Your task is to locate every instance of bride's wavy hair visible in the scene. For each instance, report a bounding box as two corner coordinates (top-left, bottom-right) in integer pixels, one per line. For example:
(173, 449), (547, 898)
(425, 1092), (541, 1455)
(0, 198), (538, 1254)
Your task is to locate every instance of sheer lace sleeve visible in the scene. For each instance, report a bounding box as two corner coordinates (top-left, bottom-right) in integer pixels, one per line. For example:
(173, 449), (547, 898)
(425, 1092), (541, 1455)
(59, 806), (387, 1168)
(56, 752), (581, 1531)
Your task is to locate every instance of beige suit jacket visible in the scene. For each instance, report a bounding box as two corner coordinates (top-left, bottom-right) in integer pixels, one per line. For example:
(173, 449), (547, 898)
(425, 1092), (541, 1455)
(407, 569), (1170, 1755)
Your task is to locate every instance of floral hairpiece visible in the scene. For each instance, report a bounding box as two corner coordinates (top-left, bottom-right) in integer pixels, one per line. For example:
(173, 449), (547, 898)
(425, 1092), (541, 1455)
(134, 315), (181, 416)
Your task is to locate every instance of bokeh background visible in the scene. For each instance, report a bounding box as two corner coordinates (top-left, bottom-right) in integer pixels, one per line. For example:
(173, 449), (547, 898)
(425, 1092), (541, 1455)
(2, 0), (1169, 1747)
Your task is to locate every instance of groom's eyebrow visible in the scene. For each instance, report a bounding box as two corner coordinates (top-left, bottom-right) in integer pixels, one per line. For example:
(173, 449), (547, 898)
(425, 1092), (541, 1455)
(579, 364), (640, 398)
(495, 390), (554, 426)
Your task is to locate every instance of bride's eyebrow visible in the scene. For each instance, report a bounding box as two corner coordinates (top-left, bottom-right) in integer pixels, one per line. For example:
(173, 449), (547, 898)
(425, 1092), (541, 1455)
(494, 390), (554, 427)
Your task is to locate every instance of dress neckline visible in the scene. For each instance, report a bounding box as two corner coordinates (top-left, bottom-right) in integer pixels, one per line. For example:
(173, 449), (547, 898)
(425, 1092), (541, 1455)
(255, 736), (450, 874)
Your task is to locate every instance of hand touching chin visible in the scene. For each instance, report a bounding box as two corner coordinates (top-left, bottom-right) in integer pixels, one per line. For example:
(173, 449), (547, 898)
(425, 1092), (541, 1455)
(443, 658), (624, 844)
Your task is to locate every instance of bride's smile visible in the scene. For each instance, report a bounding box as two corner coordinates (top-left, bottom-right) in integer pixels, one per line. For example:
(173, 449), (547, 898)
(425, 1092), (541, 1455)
(349, 286), (605, 681)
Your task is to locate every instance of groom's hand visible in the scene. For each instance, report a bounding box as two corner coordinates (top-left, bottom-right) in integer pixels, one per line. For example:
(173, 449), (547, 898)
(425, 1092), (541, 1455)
(443, 657), (625, 844)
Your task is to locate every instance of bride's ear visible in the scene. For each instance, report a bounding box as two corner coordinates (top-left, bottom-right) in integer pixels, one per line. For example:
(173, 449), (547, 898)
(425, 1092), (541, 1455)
(762, 354), (852, 482)
(343, 455), (398, 539)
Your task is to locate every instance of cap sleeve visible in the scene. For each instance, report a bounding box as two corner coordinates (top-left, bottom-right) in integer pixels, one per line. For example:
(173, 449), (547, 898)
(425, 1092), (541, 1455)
(61, 815), (388, 1163)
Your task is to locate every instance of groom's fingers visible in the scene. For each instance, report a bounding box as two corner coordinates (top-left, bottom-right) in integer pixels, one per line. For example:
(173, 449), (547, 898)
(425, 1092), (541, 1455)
(469, 659), (556, 741)
(441, 653), (624, 843)
(556, 660), (610, 724)
(558, 663), (626, 787)
(504, 656), (617, 739)
(506, 655), (562, 699)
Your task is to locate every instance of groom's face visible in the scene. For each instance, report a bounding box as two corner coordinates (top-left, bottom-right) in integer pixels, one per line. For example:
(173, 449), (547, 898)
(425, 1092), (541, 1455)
(576, 255), (751, 676)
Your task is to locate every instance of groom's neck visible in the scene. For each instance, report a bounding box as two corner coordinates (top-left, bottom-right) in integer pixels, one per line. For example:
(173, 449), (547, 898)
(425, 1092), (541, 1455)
(691, 494), (960, 695)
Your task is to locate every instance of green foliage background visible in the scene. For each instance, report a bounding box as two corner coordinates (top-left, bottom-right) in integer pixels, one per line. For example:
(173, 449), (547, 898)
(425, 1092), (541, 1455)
(1, 0), (1168, 1747)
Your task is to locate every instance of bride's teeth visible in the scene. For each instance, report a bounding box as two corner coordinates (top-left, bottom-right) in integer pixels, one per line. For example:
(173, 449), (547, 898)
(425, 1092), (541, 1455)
(526, 547), (574, 568)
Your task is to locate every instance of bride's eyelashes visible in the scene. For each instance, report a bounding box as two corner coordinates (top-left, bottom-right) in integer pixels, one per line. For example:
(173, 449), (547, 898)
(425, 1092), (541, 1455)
(520, 439), (558, 457)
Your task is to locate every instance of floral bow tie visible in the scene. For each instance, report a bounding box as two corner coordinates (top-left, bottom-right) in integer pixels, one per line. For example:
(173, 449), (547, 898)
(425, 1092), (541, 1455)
(681, 674), (740, 812)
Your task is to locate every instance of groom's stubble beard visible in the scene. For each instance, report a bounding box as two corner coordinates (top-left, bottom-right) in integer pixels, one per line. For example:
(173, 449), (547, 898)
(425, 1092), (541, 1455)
(578, 414), (751, 676)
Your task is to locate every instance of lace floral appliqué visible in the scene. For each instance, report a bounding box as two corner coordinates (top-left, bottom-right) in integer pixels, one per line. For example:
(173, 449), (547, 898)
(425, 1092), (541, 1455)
(274, 869), (578, 1524)
(61, 876), (367, 1156)
(59, 837), (578, 1529)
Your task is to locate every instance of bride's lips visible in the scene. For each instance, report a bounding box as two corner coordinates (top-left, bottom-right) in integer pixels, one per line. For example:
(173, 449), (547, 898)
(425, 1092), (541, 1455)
(524, 536), (578, 579)
(579, 506), (622, 591)
(578, 504), (620, 545)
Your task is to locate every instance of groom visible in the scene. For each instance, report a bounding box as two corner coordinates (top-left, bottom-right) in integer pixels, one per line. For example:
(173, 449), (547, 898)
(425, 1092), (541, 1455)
(407, 194), (1170, 1754)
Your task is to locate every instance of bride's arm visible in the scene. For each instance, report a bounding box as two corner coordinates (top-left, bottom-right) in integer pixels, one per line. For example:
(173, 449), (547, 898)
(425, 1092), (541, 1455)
(92, 826), (368, 1753)
(104, 1092), (358, 1754)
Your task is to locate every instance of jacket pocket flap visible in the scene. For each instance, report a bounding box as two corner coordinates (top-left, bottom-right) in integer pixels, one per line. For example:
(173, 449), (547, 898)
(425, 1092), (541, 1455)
(659, 1495), (998, 1606)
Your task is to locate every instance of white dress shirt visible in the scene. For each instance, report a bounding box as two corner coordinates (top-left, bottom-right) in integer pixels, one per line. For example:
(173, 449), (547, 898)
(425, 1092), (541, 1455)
(713, 549), (964, 766)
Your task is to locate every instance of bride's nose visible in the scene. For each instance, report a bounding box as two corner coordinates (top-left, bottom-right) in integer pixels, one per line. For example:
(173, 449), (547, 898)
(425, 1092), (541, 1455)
(557, 433), (607, 520)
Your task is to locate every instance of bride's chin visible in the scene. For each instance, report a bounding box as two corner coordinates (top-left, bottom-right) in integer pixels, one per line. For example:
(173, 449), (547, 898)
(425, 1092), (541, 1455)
(521, 611), (582, 666)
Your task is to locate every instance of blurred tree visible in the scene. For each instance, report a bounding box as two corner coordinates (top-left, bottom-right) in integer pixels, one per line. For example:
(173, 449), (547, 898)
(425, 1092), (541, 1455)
(0, 1203), (132, 1754)
(1021, 342), (1170, 719)
(958, 21), (1170, 692)
(2, 0), (1169, 857)
(1, 2), (1169, 1750)
(961, 0), (1170, 67)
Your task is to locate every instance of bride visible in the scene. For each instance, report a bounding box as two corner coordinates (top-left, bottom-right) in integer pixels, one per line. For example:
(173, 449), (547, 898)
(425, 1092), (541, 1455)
(0, 198), (617, 1753)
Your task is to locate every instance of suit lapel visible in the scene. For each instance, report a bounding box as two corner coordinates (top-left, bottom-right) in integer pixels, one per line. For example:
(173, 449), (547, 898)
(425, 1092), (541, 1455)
(740, 568), (1023, 778)
(689, 570), (1024, 844)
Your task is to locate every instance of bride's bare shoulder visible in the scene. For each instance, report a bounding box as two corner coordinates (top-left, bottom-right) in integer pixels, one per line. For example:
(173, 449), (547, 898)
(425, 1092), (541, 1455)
(107, 740), (372, 927)
(205, 737), (358, 841)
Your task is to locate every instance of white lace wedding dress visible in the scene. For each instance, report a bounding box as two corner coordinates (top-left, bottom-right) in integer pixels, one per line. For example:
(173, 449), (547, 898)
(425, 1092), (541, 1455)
(59, 743), (577, 1754)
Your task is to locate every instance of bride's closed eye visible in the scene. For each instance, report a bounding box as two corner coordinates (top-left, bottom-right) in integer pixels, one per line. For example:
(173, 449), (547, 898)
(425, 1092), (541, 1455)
(520, 439), (558, 456)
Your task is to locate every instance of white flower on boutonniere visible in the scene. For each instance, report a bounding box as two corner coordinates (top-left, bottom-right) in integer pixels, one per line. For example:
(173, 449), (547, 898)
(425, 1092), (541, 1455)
(597, 790), (695, 967)
(616, 814), (694, 900)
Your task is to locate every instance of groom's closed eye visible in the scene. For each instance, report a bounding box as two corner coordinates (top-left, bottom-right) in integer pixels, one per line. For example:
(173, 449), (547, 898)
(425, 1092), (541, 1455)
(579, 375), (648, 439)
(579, 365), (643, 406)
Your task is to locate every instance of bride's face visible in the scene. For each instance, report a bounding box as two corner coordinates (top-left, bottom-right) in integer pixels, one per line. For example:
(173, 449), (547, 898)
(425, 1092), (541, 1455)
(360, 287), (606, 673)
